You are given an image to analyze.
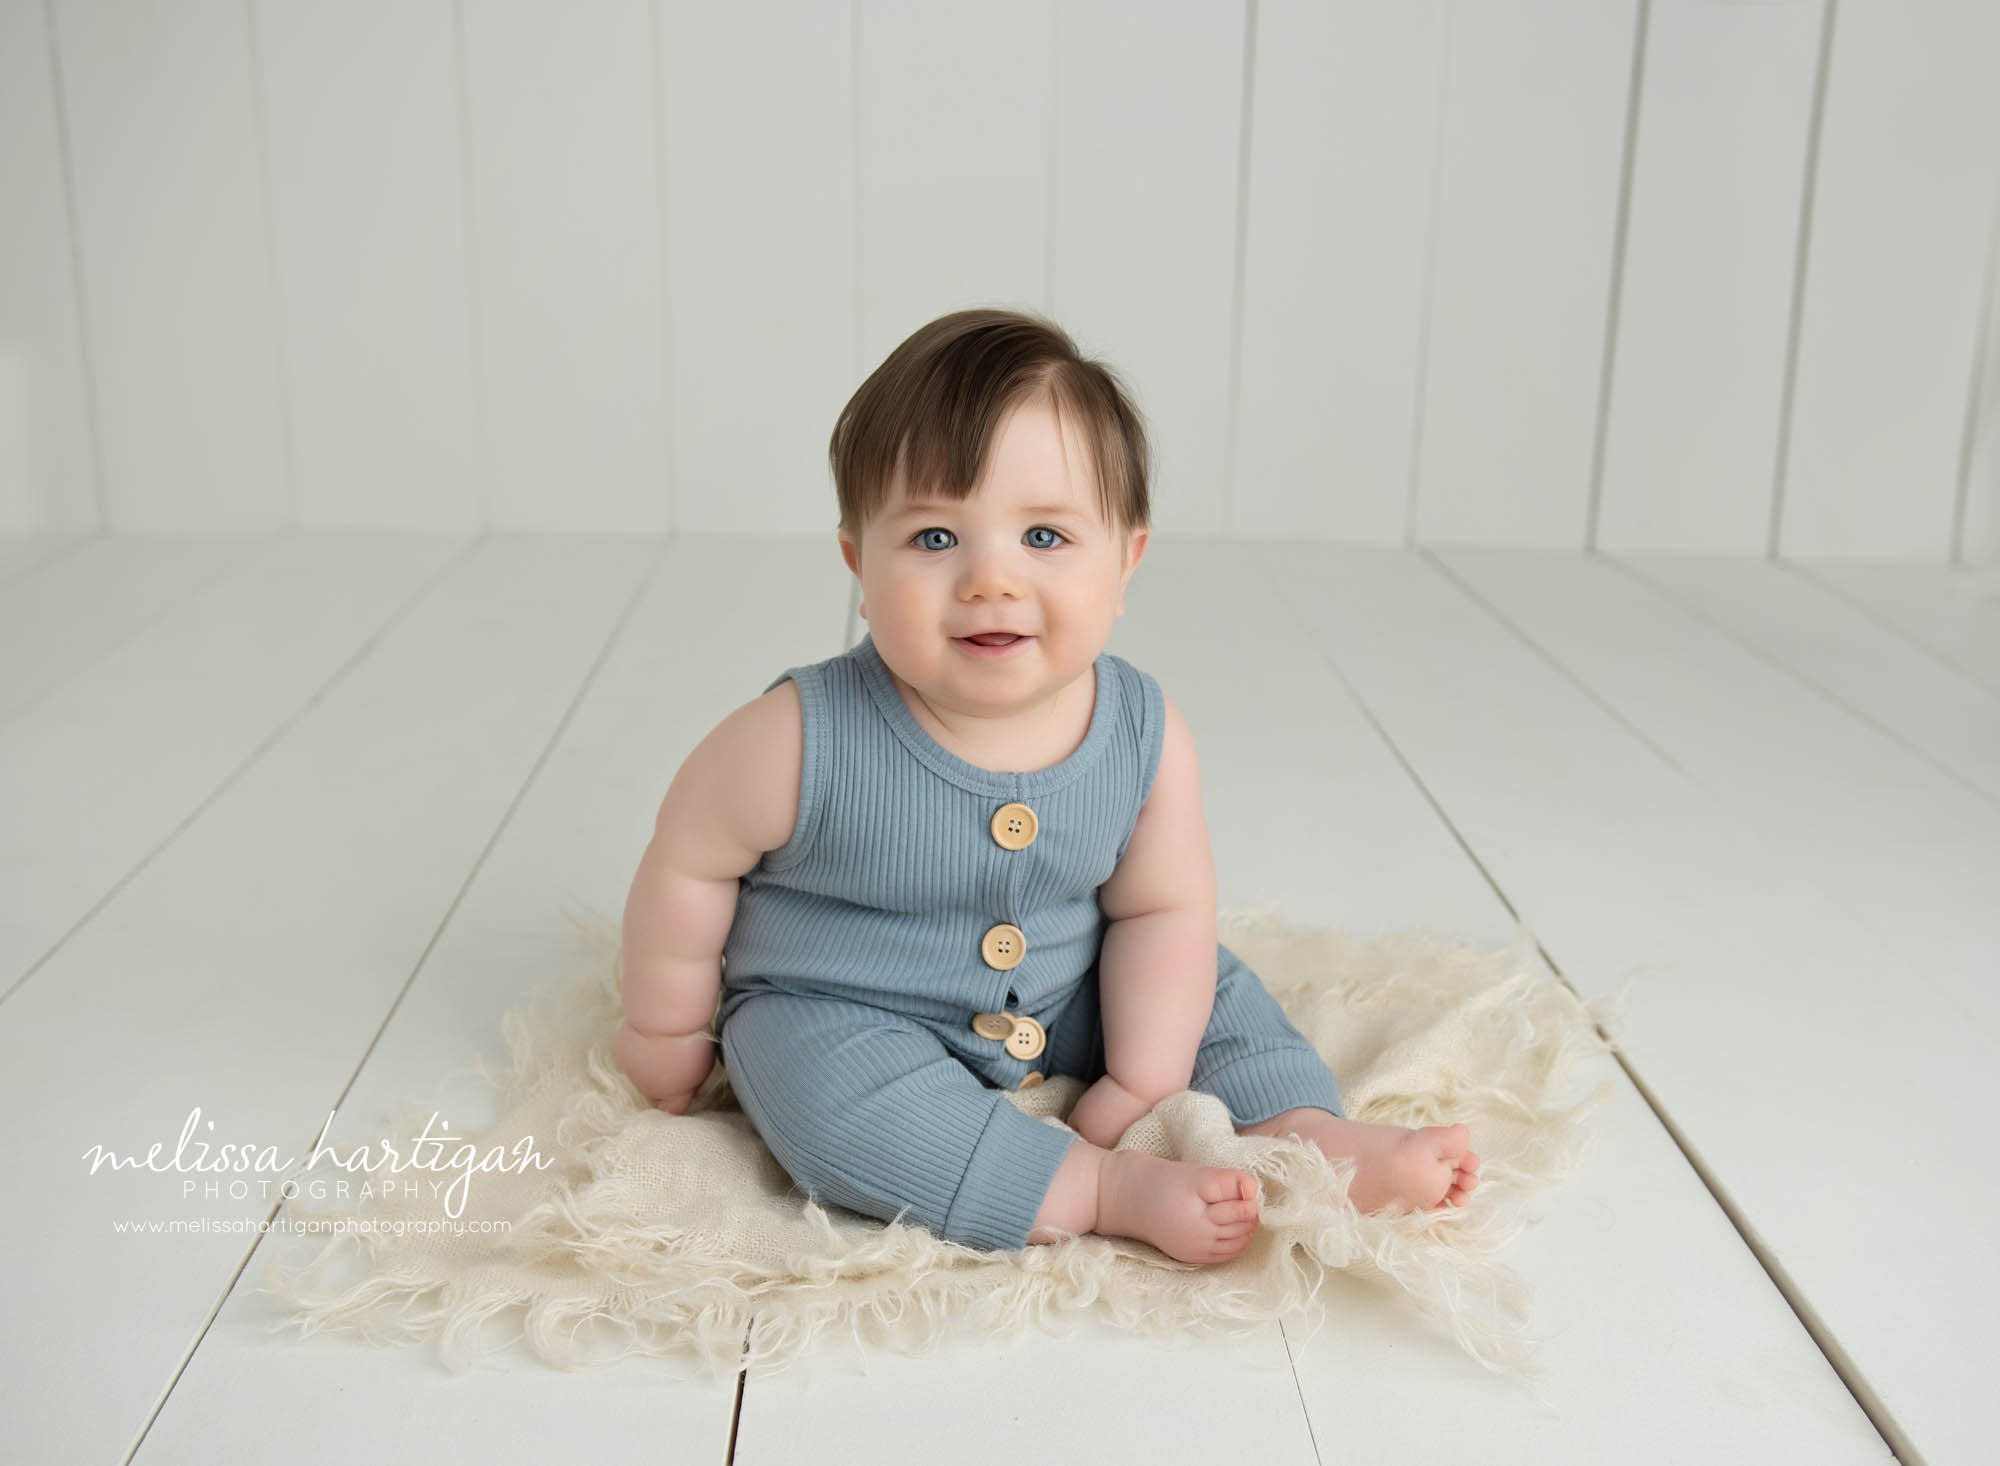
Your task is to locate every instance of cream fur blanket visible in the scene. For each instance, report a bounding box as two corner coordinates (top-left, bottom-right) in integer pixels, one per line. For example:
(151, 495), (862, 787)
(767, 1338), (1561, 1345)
(259, 904), (1623, 1386)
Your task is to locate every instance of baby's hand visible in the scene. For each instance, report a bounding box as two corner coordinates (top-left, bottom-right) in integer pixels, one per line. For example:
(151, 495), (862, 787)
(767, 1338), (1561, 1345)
(1068, 1073), (1162, 1150)
(614, 1021), (717, 1115)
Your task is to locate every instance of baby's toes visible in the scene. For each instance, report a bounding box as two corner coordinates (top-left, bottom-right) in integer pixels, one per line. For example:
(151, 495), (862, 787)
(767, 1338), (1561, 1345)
(1208, 1195), (1258, 1225)
(1200, 1169), (1259, 1205)
(1209, 1172), (1258, 1222)
(1432, 1124), (1472, 1158)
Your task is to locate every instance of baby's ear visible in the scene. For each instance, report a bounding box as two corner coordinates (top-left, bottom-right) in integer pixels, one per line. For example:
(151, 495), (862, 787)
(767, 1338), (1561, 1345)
(1118, 527), (1149, 593)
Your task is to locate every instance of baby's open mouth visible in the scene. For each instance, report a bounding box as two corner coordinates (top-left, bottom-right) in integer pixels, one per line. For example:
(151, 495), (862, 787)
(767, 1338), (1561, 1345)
(957, 633), (1027, 646)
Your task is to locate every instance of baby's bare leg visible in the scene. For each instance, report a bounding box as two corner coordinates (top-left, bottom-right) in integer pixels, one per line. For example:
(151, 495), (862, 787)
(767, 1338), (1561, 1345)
(1028, 1139), (1261, 1264)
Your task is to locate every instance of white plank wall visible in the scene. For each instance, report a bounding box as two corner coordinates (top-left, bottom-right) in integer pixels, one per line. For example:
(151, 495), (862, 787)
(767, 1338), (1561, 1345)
(0, 0), (96, 532)
(1592, 0), (1822, 555)
(1232, 1), (1441, 543)
(1957, 190), (2000, 563)
(858, 2), (1054, 403)
(1051, 0), (1244, 535)
(1777, 0), (2000, 560)
(7, 1), (2000, 556)
(1410, 0), (1639, 548)
(255, 0), (481, 530)
(47, 0), (291, 532)
(462, 3), (672, 532)
(661, 3), (853, 534)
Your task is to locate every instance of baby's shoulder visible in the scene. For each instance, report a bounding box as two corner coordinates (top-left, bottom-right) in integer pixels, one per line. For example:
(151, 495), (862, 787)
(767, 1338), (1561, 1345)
(677, 679), (803, 861)
(733, 676), (804, 769)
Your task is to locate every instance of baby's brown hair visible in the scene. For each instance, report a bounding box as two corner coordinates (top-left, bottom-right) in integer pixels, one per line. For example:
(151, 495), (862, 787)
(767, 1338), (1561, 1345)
(829, 307), (1151, 541)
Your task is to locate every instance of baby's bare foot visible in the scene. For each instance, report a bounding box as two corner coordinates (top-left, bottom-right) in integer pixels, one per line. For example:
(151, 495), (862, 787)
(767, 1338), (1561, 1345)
(1347, 1123), (1480, 1214)
(1094, 1150), (1261, 1264)
(1243, 1109), (1482, 1215)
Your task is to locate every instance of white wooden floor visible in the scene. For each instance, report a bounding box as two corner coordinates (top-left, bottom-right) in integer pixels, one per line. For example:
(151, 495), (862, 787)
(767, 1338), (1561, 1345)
(5, 530), (1995, 1466)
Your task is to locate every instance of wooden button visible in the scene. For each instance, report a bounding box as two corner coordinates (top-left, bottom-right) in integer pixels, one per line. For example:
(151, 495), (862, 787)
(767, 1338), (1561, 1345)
(970, 1012), (1014, 1041)
(1017, 1071), (1045, 1090)
(990, 802), (1038, 850)
(980, 923), (1026, 970)
(1004, 1014), (1046, 1060)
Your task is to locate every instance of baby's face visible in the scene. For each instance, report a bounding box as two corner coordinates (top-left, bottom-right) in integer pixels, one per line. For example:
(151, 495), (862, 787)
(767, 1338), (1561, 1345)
(837, 397), (1147, 719)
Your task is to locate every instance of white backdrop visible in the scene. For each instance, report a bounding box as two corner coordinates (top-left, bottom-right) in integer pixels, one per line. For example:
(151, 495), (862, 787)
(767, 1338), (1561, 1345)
(2, 0), (1997, 559)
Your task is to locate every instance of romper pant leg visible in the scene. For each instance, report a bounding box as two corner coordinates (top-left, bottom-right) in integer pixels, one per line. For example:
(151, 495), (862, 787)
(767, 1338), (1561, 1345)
(1046, 940), (1344, 1127)
(1191, 941), (1345, 1126)
(719, 991), (1080, 1252)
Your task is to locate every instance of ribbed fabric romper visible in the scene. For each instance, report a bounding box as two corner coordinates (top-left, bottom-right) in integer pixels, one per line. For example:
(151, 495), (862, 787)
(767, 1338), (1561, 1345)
(715, 631), (1344, 1251)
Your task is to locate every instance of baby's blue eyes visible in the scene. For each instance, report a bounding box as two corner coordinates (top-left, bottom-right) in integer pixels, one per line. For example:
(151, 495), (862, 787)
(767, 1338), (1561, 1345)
(909, 526), (1067, 551)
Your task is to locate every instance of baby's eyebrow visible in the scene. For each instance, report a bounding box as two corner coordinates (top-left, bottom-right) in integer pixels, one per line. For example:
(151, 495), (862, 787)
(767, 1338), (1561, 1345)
(890, 500), (1088, 519)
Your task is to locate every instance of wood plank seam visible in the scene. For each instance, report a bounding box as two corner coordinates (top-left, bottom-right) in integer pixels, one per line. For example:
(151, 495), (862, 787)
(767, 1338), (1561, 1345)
(1, 530), (285, 731)
(0, 532), (103, 592)
(1265, 544), (1911, 1465)
(1419, 548), (1688, 777)
(117, 536), (668, 1464)
(1767, 0), (1840, 561)
(1784, 561), (2000, 699)
(0, 534), (485, 1011)
(1951, 153), (2000, 565)
(1604, 553), (2000, 811)
(1582, 0), (1650, 555)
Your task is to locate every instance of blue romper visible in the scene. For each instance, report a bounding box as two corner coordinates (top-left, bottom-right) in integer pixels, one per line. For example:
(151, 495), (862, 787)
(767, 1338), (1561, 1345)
(715, 631), (1344, 1251)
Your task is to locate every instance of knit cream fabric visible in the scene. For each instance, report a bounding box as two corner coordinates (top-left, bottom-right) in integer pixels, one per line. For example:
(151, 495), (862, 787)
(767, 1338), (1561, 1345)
(259, 903), (1623, 1385)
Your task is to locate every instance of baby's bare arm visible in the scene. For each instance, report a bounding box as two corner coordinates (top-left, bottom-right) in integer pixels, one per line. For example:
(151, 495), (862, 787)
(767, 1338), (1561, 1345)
(1095, 905), (1218, 1101)
(616, 683), (802, 1112)
(1071, 694), (1218, 1145)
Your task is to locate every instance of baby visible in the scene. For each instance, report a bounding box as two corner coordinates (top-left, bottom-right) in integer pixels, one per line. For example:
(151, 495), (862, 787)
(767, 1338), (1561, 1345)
(615, 307), (1478, 1264)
